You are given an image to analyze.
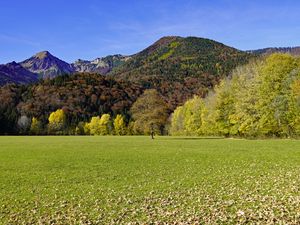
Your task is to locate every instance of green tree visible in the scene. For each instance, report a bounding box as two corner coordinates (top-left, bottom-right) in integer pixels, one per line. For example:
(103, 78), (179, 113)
(131, 89), (169, 135)
(75, 122), (85, 135)
(127, 121), (135, 135)
(255, 54), (298, 136)
(210, 77), (239, 136)
(199, 79), (237, 137)
(288, 79), (300, 135)
(228, 61), (261, 136)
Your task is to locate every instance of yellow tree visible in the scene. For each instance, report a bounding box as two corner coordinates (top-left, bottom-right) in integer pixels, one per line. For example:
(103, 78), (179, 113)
(170, 96), (204, 136)
(114, 114), (126, 135)
(48, 109), (66, 134)
(84, 122), (90, 135)
(88, 114), (111, 135)
(99, 114), (111, 135)
(30, 117), (42, 135)
(183, 96), (203, 135)
(89, 116), (101, 135)
(170, 106), (185, 135)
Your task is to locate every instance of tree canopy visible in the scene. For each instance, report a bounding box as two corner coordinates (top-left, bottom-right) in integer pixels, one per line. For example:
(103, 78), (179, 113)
(130, 89), (169, 135)
(170, 53), (300, 138)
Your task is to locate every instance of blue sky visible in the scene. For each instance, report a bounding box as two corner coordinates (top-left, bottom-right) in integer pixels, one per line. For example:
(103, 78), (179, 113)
(0, 0), (300, 63)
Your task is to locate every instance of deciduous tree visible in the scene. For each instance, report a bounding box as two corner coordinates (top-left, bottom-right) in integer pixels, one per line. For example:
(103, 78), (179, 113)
(48, 109), (66, 134)
(17, 115), (31, 134)
(131, 89), (169, 135)
(30, 117), (42, 135)
(114, 114), (126, 135)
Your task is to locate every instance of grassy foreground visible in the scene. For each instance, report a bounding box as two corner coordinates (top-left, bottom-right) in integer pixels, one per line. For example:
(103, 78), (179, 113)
(0, 136), (300, 224)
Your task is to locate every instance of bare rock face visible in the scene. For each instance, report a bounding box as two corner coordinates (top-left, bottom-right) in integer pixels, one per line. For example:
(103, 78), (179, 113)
(71, 54), (130, 75)
(20, 51), (74, 79)
(0, 61), (38, 85)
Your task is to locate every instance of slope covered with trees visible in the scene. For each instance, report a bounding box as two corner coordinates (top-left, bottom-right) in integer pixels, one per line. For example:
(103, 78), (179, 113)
(0, 36), (255, 135)
(170, 53), (300, 137)
(110, 36), (253, 109)
(0, 73), (142, 134)
(1, 53), (299, 137)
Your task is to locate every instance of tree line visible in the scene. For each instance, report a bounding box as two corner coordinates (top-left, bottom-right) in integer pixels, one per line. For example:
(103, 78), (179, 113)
(170, 53), (300, 138)
(9, 89), (169, 136)
(1, 53), (299, 137)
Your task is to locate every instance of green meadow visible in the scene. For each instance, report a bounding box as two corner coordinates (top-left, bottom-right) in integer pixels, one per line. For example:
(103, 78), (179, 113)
(1, 136), (300, 224)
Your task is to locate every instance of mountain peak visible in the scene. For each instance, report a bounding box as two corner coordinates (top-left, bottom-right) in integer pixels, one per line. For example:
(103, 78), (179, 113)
(153, 36), (182, 46)
(35, 51), (52, 59)
(8, 61), (18, 66)
(157, 35), (182, 41)
(21, 51), (74, 79)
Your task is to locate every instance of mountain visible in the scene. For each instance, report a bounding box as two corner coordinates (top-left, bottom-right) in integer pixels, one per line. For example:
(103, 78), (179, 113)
(2, 38), (300, 87)
(0, 62), (38, 86)
(110, 36), (253, 108)
(0, 36), (264, 135)
(248, 47), (300, 56)
(0, 37), (253, 88)
(72, 54), (130, 75)
(111, 36), (252, 80)
(20, 51), (74, 79)
(0, 52), (129, 85)
(0, 36), (254, 109)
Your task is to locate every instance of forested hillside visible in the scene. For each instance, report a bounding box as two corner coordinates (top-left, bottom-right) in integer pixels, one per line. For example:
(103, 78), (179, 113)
(110, 36), (253, 108)
(0, 36), (256, 135)
(0, 74), (142, 134)
(170, 53), (300, 137)
(3, 38), (299, 137)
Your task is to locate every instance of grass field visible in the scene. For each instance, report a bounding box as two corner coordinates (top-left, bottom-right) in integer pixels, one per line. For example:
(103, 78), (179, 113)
(1, 136), (300, 224)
